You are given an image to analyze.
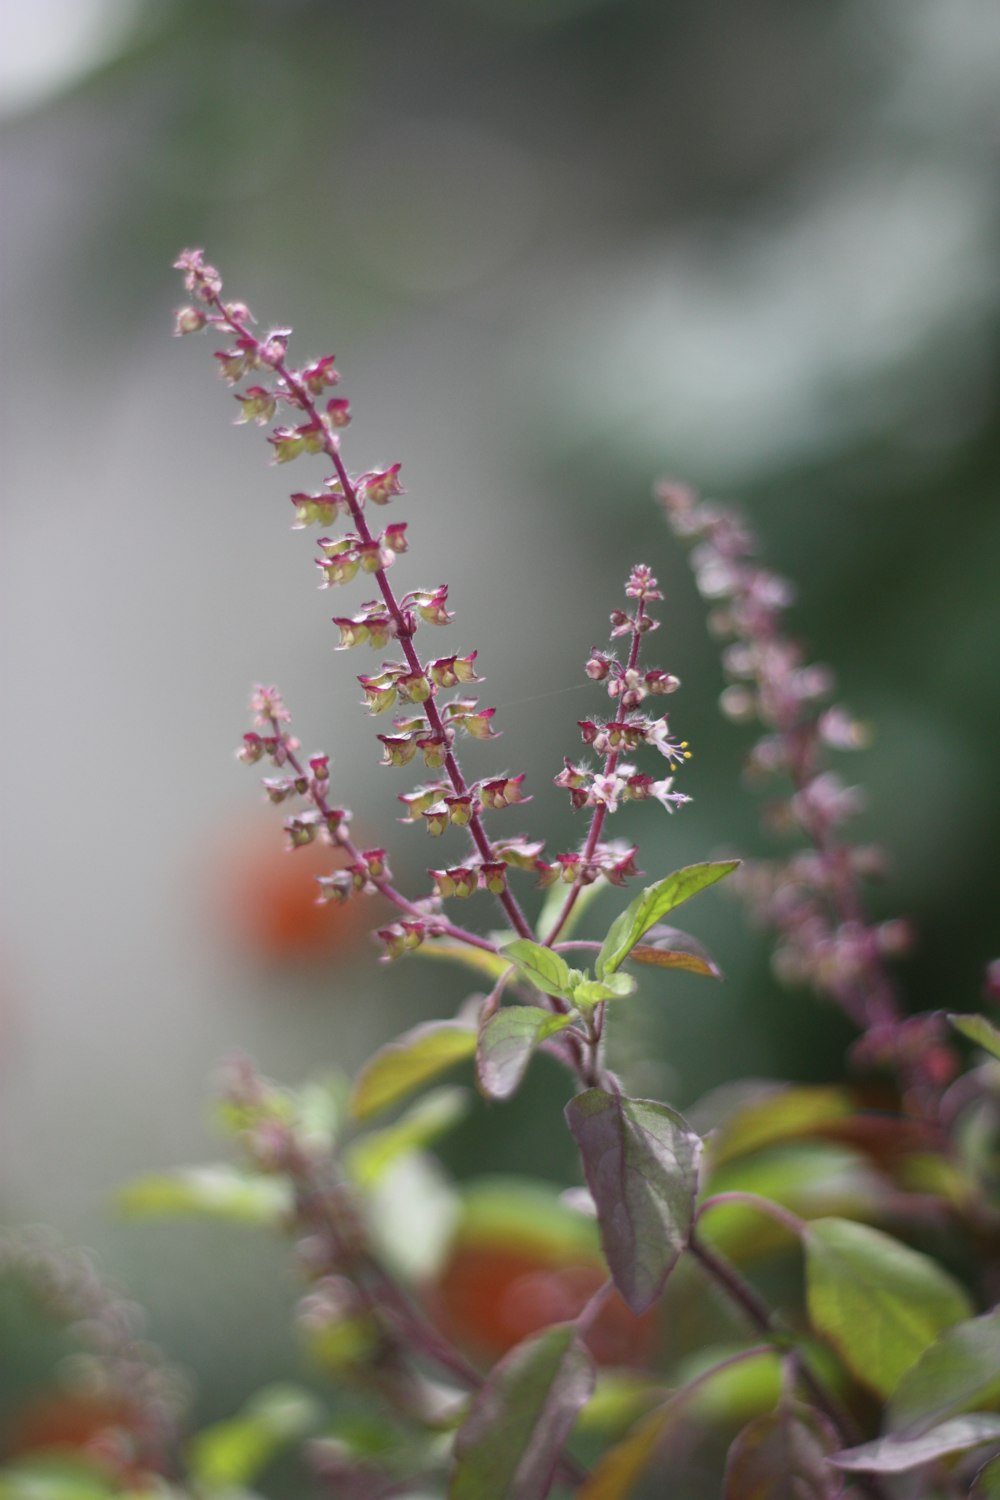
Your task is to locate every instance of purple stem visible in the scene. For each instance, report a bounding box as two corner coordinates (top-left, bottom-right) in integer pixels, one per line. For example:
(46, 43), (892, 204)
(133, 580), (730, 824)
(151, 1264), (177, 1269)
(212, 294), (535, 945)
(543, 600), (649, 948)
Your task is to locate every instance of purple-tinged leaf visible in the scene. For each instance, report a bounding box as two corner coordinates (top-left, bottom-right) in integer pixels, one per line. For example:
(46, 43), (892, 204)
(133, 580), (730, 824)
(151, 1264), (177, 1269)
(972, 1456), (1000, 1497)
(830, 1415), (1000, 1474)
(350, 1020), (477, 1121)
(724, 1404), (843, 1499)
(477, 1007), (574, 1101)
(628, 924), (722, 979)
(565, 1089), (702, 1314)
(804, 1218), (973, 1400)
(949, 1012), (1000, 1062)
(886, 1307), (1000, 1436)
(450, 1322), (595, 1500)
(596, 861), (739, 979)
(577, 1399), (678, 1500)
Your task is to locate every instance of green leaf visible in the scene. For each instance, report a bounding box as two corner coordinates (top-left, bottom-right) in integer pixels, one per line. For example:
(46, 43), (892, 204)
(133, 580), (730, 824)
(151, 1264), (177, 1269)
(414, 939), (513, 983)
(708, 1086), (854, 1169)
(887, 1307), (1000, 1435)
(450, 1323), (595, 1499)
(700, 1144), (884, 1262)
(573, 974), (638, 1007)
(596, 862), (739, 978)
(577, 1398), (679, 1500)
(724, 1403), (842, 1499)
(501, 940), (575, 1000)
(565, 1089), (702, 1314)
(0, 1457), (119, 1500)
(118, 1165), (292, 1225)
(576, 1372), (669, 1436)
(972, 1456), (1000, 1497)
(350, 1020), (477, 1121)
(830, 1414), (1000, 1474)
(189, 1384), (323, 1489)
(949, 1013), (1000, 1061)
(577, 1350), (778, 1500)
(346, 1086), (469, 1186)
(628, 924), (722, 980)
(365, 1151), (460, 1283)
(477, 1007), (574, 1100)
(804, 1218), (973, 1399)
(457, 1176), (600, 1262)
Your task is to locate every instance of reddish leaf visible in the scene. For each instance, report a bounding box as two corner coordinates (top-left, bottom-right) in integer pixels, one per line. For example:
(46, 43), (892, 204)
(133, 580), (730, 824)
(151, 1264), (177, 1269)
(725, 1404), (843, 1498)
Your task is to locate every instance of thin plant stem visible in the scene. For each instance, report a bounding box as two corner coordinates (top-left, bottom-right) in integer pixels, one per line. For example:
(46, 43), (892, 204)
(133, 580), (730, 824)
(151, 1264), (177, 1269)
(211, 294), (535, 943)
(543, 599), (649, 948)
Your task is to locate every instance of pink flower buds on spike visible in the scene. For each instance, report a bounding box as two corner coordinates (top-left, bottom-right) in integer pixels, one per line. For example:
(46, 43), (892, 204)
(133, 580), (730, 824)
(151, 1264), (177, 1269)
(301, 356), (339, 394)
(174, 306), (206, 335)
(326, 398), (351, 428)
(377, 734), (418, 768)
(430, 867), (478, 900)
(234, 386), (277, 426)
(478, 775), (529, 810)
(419, 804), (452, 840)
(480, 862), (508, 895)
(443, 794), (474, 826)
(361, 464), (404, 505)
(315, 871), (354, 904)
(259, 330), (291, 367)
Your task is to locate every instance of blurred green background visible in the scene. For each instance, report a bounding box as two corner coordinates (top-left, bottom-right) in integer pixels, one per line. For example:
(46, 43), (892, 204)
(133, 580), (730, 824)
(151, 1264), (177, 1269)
(2, 0), (998, 1448)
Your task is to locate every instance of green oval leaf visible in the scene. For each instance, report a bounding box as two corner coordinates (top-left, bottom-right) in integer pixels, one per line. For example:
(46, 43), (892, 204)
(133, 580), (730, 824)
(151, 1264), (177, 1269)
(501, 939), (575, 1000)
(189, 1384), (323, 1489)
(949, 1012), (1000, 1062)
(596, 862), (739, 979)
(415, 939), (513, 983)
(350, 1020), (477, 1121)
(708, 1086), (854, 1169)
(450, 1322), (595, 1500)
(972, 1456), (1000, 1497)
(724, 1404), (842, 1499)
(573, 973), (638, 1007)
(117, 1165), (292, 1225)
(346, 1085), (469, 1186)
(804, 1217), (973, 1399)
(887, 1307), (1000, 1436)
(477, 1007), (574, 1100)
(830, 1415), (1000, 1474)
(565, 1089), (702, 1315)
(577, 1399), (678, 1500)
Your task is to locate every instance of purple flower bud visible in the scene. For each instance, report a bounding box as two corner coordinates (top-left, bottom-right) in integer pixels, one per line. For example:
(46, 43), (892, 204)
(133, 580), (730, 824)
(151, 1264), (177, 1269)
(301, 356), (339, 394)
(585, 652), (613, 681)
(174, 306), (207, 335)
(238, 732), (264, 764)
(361, 464), (404, 505)
(443, 793), (474, 826)
(421, 802), (451, 836)
(315, 871), (354, 904)
(480, 862), (508, 895)
(234, 386), (277, 426)
(378, 734), (417, 768)
(259, 329), (291, 367)
(478, 774), (529, 810)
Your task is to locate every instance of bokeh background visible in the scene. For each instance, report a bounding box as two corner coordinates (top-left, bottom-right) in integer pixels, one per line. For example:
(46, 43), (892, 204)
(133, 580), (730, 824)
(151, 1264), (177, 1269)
(2, 0), (999, 1444)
